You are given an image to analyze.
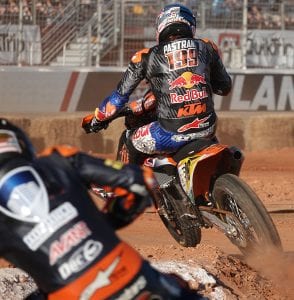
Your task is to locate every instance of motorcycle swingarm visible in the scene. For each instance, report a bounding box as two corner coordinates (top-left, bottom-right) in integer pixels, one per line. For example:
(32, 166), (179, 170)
(199, 206), (241, 236)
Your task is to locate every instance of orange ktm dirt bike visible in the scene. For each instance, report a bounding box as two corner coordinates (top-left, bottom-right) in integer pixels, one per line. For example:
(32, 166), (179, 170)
(82, 107), (282, 256)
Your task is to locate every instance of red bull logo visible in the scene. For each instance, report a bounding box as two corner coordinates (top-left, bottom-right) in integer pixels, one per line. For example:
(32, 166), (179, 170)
(168, 76), (188, 89)
(170, 88), (208, 103)
(190, 73), (206, 85)
(177, 115), (210, 133)
(133, 124), (151, 140)
(168, 72), (206, 90)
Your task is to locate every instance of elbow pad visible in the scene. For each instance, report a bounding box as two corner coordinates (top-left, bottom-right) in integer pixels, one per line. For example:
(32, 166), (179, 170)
(95, 91), (129, 121)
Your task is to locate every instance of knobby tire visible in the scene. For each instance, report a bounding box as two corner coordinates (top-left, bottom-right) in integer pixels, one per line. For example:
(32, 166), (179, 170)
(213, 174), (282, 255)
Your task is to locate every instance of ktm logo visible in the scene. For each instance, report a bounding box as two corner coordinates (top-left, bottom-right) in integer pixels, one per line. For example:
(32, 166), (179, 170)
(177, 103), (207, 117)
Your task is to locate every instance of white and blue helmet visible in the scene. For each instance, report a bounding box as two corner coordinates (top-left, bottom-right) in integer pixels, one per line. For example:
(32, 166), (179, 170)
(156, 3), (196, 43)
(0, 119), (35, 161)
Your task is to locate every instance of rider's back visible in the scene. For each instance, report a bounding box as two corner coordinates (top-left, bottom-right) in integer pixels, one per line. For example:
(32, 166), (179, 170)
(0, 151), (120, 295)
(143, 37), (231, 132)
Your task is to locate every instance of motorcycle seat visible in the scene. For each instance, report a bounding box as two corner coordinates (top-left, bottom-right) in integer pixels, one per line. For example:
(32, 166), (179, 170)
(172, 137), (218, 163)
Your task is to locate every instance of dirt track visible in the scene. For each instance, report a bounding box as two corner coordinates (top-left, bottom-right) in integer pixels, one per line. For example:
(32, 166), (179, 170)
(0, 148), (293, 299)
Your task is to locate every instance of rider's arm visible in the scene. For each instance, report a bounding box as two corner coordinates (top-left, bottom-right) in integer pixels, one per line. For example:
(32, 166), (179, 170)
(41, 145), (154, 193)
(39, 145), (156, 229)
(203, 39), (232, 96)
(94, 48), (150, 122)
(70, 151), (156, 229)
(73, 152), (154, 193)
(129, 89), (156, 116)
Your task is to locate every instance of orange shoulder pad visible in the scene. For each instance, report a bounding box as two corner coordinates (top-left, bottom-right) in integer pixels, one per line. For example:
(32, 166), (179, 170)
(131, 48), (149, 63)
(39, 145), (79, 157)
(201, 38), (219, 53)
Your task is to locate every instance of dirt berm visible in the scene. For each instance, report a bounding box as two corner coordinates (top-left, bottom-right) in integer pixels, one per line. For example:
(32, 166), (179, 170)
(2, 112), (294, 154)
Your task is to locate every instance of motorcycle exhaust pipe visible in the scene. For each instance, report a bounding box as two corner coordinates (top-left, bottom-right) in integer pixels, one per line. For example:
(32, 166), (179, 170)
(229, 146), (244, 176)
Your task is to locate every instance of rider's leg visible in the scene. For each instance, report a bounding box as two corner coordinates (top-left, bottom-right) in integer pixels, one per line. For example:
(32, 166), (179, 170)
(125, 138), (149, 165)
(125, 121), (217, 164)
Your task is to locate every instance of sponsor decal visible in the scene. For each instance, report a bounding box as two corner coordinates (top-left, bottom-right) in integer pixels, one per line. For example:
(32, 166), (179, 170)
(133, 137), (156, 155)
(177, 103), (207, 117)
(132, 124), (151, 140)
(168, 72), (206, 90)
(177, 115), (211, 133)
(164, 43), (197, 70)
(158, 7), (190, 34)
(0, 166), (49, 223)
(58, 239), (103, 279)
(143, 157), (156, 168)
(80, 256), (120, 300)
(172, 125), (216, 142)
(170, 89), (208, 103)
(23, 202), (78, 251)
(143, 157), (174, 169)
(115, 276), (147, 300)
(163, 39), (195, 53)
(49, 221), (92, 265)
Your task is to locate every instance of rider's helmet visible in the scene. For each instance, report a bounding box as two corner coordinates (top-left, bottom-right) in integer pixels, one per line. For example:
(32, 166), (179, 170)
(156, 3), (196, 43)
(0, 118), (36, 162)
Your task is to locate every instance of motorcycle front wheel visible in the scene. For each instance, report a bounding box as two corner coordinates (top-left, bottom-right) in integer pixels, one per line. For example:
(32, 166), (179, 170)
(212, 173), (282, 255)
(156, 181), (202, 248)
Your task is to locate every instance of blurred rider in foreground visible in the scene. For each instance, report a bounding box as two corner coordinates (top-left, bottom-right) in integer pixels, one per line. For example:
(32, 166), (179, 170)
(82, 3), (232, 164)
(0, 118), (202, 299)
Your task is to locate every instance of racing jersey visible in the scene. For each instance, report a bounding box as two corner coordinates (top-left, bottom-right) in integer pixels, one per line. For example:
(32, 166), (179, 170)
(103, 38), (232, 134)
(0, 146), (153, 298)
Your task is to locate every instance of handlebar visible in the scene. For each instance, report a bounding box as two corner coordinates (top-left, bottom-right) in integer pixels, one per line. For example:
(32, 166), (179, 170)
(82, 105), (134, 134)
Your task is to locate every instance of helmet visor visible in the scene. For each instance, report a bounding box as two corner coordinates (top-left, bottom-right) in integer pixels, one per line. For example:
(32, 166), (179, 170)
(0, 130), (22, 154)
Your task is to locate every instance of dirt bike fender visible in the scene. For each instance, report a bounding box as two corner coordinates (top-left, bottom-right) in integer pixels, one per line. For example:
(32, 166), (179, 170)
(177, 144), (227, 200)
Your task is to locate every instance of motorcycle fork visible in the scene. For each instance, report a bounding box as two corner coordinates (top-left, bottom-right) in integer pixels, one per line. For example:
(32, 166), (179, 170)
(156, 176), (203, 227)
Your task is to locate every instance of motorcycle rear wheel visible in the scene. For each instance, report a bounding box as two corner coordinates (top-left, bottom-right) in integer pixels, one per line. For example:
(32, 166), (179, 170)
(212, 174), (282, 255)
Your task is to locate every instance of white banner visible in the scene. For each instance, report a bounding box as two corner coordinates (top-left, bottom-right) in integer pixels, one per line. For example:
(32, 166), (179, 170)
(246, 30), (294, 68)
(197, 29), (294, 69)
(0, 25), (42, 65)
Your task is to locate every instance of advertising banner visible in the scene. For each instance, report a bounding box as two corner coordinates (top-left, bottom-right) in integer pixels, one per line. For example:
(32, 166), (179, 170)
(197, 29), (294, 69)
(246, 30), (294, 68)
(0, 69), (293, 112)
(0, 25), (42, 65)
(214, 73), (294, 111)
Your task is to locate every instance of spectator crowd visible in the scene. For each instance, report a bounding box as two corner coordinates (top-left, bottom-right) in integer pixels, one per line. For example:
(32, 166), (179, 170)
(0, 0), (65, 27)
(210, 0), (294, 29)
(0, 0), (293, 30)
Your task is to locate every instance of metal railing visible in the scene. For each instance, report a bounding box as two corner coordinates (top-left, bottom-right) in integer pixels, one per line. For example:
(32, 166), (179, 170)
(52, 0), (120, 66)
(41, 0), (91, 65)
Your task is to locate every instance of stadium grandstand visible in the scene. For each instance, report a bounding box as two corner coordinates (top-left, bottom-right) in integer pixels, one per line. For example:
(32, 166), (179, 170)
(0, 0), (293, 69)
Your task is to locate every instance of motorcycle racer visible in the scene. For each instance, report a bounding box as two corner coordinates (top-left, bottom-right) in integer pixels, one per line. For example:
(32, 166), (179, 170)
(82, 3), (232, 164)
(0, 118), (203, 299)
